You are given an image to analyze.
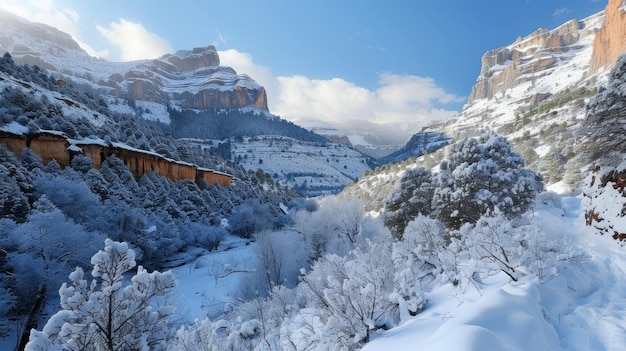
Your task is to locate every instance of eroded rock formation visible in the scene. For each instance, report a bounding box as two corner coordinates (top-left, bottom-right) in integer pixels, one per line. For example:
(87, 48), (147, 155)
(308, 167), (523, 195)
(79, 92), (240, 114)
(590, 0), (626, 72)
(115, 46), (268, 110)
(0, 131), (232, 186)
(468, 19), (596, 103)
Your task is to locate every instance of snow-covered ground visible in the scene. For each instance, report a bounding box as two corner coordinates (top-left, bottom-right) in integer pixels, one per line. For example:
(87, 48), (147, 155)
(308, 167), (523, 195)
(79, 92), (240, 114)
(158, 192), (626, 350)
(362, 196), (626, 351)
(170, 236), (257, 323)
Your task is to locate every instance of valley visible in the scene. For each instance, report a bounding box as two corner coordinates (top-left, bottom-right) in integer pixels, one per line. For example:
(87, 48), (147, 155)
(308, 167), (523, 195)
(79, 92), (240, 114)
(2, 1), (626, 350)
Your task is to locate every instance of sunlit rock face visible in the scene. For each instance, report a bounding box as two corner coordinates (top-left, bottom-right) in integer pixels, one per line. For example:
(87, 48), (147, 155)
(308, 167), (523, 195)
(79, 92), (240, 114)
(122, 46), (269, 110)
(468, 18), (597, 103)
(590, 0), (626, 72)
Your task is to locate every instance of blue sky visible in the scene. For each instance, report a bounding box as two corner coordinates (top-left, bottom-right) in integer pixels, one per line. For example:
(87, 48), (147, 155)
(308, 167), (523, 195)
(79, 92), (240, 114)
(0, 0), (607, 140)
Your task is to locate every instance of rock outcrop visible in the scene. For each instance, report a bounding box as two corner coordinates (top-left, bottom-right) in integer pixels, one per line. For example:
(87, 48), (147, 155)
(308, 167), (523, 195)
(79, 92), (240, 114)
(590, 0), (626, 72)
(0, 130), (232, 186)
(113, 46), (268, 110)
(468, 18), (597, 103)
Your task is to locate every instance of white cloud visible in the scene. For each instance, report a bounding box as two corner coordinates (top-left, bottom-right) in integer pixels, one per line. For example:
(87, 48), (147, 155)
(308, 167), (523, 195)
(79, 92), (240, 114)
(553, 7), (568, 17)
(96, 19), (172, 61)
(0, 0), (109, 58)
(218, 49), (279, 104)
(220, 49), (462, 144)
(273, 73), (462, 142)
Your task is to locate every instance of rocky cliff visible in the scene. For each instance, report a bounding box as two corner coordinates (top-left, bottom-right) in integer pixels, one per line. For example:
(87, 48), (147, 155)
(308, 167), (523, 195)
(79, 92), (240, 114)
(468, 18), (598, 103)
(112, 46), (268, 110)
(0, 11), (267, 111)
(590, 0), (626, 72)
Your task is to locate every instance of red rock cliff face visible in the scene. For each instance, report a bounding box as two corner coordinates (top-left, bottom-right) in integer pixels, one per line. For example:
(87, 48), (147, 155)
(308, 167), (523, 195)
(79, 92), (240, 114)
(115, 46), (269, 111)
(590, 0), (626, 72)
(468, 19), (592, 103)
(0, 132), (233, 186)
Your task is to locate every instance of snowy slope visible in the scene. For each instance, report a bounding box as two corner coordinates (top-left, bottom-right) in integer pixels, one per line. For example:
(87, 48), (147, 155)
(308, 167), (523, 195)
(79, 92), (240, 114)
(362, 196), (626, 351)
(0, 11), (264, 111)
(309, 123), (406, 159)
(230, 136), (371, 196)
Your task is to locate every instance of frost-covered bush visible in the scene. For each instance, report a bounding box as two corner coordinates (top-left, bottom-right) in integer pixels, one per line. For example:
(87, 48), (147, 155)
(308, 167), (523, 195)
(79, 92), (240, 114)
(25, 239), (177, 351)
(228, 199), (282, 238)
(461, 213), (566, 282)
(293, 197), (367, 261)
(392, 215), (445, 319)
(298, 241), (398, 349)
(250, 230), (309, 295)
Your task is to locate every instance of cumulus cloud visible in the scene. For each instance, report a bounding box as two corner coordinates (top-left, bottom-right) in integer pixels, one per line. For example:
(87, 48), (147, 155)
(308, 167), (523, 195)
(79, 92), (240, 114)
(0, 0), (109, 58)
(97, 19), (172, 61)
(221, 49), (463, 144)
(273, 72), (462, 142)
(219, 49), (279, 103)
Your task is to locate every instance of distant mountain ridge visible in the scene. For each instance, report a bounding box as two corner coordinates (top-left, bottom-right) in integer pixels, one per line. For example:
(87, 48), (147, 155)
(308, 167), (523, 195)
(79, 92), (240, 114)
(377, 131), (449, 165)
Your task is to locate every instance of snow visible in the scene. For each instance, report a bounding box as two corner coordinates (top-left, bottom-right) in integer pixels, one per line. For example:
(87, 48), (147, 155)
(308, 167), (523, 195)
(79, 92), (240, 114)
(228, 136), (370, 196)
(142, 191), (626, 351)
(362, 196), (626, 351)
(135, 100), (171, 124)
(171, 236), (258, 322)
(0, 121), (29, 135)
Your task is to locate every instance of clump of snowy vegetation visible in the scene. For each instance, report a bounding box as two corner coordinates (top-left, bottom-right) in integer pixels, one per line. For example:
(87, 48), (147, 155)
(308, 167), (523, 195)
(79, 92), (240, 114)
(384, 133), (544, 237)
(25, 239), (177, 351)
(2, 124), (600, 350)
(20, 132), (570, 351)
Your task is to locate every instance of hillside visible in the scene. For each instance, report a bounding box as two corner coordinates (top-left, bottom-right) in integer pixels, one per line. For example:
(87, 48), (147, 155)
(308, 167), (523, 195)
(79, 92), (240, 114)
(442, 0), (626, 190)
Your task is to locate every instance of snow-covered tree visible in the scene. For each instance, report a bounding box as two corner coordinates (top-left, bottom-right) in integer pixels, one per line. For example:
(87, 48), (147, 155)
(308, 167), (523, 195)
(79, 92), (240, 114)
(432, 133), (543, 229)
(228, 199), (280, 238)
(250, 230), (309, 295)
(294, 197), (366, 261)
(384, 166), (434, 239)
(391, 215), (445, 320)
(25, 239), (177, 351)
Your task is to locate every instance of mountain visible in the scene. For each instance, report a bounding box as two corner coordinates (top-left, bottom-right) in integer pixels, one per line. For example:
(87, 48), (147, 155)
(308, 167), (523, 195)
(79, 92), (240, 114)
(377, 131), (450, 165)
(308, 122), (407, 159)
(439, 1), (626, 182)
(0, 11), (373, 196)
(0, 11), (266, 111)
(342, 0), (626, 210)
